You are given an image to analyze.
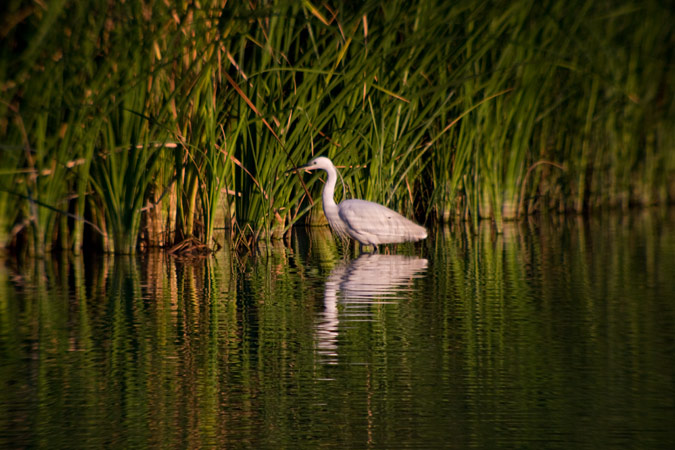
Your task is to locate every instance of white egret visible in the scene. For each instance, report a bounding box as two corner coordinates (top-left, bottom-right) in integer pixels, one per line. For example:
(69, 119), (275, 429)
(298, 156), (427, 253)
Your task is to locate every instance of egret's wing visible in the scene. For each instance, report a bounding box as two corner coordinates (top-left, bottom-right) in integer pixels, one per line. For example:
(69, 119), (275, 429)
(338, 199), (427, 244)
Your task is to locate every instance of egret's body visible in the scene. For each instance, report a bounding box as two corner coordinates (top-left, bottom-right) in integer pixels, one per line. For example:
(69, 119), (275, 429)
(299, 156), (427, 252)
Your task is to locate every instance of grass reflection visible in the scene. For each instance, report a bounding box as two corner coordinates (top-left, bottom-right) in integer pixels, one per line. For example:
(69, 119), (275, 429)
(0, 210), (674, 447)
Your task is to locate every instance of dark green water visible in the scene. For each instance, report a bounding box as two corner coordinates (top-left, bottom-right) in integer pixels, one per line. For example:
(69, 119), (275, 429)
(1, 211), (674, 449)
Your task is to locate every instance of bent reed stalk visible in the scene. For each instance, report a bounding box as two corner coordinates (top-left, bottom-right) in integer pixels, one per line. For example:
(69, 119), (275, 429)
(0, 0), (673, 254)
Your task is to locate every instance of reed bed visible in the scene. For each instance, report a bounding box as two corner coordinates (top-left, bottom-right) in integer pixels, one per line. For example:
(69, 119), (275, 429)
(1, 0), (673, 254)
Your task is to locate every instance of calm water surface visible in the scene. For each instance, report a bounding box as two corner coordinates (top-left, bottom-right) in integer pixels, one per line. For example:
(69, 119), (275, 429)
(1, 211), (674, 448)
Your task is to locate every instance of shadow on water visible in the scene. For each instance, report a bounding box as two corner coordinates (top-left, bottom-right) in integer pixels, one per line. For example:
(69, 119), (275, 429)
(1, 208), (675, 448)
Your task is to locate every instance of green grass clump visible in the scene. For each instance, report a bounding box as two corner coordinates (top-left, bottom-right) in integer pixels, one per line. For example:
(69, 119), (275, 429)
(1, 0), (673, 254)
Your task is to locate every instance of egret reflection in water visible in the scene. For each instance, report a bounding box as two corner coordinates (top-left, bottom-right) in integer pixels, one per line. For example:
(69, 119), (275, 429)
(315, 254), (428, 363)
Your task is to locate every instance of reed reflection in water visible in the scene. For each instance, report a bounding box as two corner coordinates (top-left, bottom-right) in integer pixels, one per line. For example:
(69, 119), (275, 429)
(315, 254), (428, 364)
(1, 210), (674, 448)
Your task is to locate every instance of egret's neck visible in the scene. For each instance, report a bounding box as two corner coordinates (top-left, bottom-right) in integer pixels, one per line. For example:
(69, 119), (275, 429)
(321, 164), (339, 212)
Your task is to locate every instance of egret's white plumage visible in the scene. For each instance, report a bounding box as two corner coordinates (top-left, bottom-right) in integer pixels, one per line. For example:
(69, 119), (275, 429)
(299, 156), (427, 252)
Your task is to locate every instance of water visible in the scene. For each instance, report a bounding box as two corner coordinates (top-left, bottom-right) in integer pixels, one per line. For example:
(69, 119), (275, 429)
(1, 210), (674, 448)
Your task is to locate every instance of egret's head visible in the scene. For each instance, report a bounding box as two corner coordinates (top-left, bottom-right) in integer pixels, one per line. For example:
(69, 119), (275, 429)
(296, 155), (346, 199)
(299, 156), (333, 172)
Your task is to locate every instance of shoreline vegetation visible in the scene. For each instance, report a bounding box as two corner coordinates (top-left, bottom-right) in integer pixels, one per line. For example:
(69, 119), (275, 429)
(1, 0), (673, 255)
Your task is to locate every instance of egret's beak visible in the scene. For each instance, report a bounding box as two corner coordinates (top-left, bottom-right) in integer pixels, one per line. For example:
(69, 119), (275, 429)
(285, 163), (312, 174)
